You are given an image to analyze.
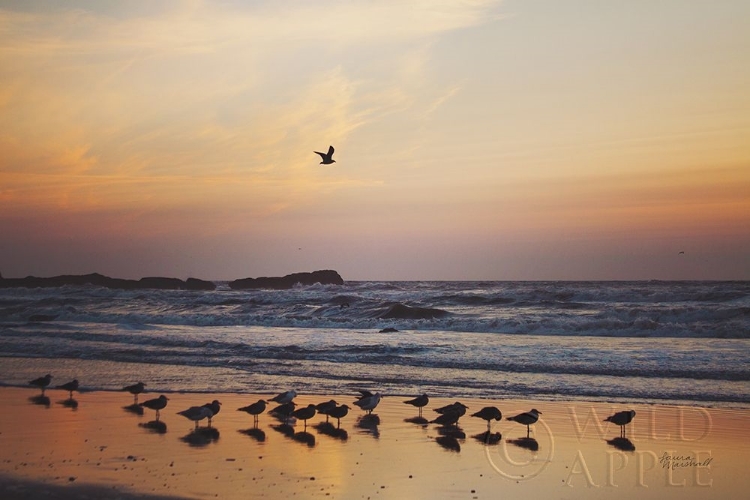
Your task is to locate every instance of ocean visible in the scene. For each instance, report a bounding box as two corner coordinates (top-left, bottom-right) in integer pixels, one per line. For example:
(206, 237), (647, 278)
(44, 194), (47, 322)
(0, 280), (748, 407)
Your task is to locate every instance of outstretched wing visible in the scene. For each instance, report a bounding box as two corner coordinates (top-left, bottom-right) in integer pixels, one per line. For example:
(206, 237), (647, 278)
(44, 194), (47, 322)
(327, 145), (334, 157)
(313, 150), (325, 159)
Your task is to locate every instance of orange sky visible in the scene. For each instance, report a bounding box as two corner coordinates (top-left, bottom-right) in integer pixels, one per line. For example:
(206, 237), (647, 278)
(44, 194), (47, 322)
(1, 0), (748, 280)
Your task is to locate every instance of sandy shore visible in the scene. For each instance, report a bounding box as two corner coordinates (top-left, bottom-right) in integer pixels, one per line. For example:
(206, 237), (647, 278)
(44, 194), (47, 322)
(0, 387), (746, 499)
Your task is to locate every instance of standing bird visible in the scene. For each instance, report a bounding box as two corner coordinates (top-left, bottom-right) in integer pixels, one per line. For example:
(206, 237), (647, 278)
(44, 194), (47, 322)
(430, 411), (462, 427)
(56, 379), (79, 399)
(292, 404), (317, 430)
(140, 395), (169, 421)
(316, 400), (338, 422)
(178, 405), (214, 429)
(403, 394), (429, 417)
(507, 409), (542, 437)
(270, 389), (297, 405)
(314, 145), (336, 164)
(29, 374), (52, 395)
(270, 401), (297, 423)
(238, 400), (267, 425)
(328, 404), (350, 428)
(435, 402), (469, 417)
(604, 410), (636, 437)
(471, 406), (502, 431)
(122, 382), (146, 405)
(202, 400), (221, 426)
(353, 393), (381, 415)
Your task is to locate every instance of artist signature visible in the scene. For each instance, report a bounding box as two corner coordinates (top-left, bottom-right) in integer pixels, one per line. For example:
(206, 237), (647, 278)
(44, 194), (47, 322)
(658, 452), (713, 470)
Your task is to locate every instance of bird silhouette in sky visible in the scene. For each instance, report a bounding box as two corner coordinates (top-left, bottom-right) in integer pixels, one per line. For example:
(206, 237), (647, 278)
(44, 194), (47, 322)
(314, 145), (335, 164)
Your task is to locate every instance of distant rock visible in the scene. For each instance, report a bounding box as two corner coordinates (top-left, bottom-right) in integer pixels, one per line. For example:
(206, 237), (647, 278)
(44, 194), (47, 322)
(0, 273), (217, 291)
(379, 327), (399, 333)
(228, 270), (344, 290)
(378, 303), (449, 320)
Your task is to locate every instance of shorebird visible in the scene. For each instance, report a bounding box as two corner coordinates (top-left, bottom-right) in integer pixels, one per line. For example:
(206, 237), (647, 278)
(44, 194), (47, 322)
(238, 400), (267, 425)
(507, 409), (541, 437)
(434, 402), (469, 417)
(202, 400), (221, 426)
(316, 400), (338, 422)
(314, 145), (335, 164)
(140, 395), (169, 421)
(56, 379), (79, 399)
(403, 394), (429, 417)
(471, 406), (502, 431)
(270, 401), (297, 423)
(29, 374), (52, 395)
(122, 382), (146, 404)
(604, 410), (636, 437)
(270, 390), (297, 405)
(328, 404), (350, 428)
(292, 404), (317, 430)
(430, 411), (461, 427)
(178, 405), (214, 429)
(353, 393), (381, 415)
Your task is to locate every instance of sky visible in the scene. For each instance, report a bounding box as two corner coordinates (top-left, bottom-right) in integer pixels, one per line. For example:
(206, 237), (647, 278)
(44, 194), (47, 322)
(1, 0), (748, 281)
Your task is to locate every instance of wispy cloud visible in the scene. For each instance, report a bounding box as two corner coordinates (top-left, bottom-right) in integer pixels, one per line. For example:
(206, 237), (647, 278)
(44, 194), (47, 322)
(1, 1), (503, 216)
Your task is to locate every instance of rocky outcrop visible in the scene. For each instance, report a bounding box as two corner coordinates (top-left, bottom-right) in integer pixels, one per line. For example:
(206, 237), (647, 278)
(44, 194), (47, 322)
(0, 273), (217, 291)
(228, 270), (344, 290)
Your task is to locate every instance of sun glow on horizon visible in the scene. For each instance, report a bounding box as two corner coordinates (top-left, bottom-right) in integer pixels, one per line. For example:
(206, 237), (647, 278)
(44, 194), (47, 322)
(1, 0), (749, 280)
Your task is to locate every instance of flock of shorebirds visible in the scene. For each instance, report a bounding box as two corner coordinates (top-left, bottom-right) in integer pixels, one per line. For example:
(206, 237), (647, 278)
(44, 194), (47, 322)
(28, 375), (637, 440)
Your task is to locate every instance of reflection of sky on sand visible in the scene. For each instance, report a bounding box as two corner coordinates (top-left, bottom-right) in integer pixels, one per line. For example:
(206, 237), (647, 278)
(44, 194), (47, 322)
(1, 389), (749, 499)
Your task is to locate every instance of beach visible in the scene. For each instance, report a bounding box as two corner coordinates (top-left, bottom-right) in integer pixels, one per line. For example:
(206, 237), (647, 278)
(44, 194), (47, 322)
(0, 387), (746, 499)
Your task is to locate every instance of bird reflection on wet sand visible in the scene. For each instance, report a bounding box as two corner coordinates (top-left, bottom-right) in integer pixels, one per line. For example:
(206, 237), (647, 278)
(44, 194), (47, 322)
(473, 431), (502, 445)
(355, 414), (380, 438)
(292, 431), (315, 447)
(436, 426), (465, 440)
(139, 420), (168, 434)
(238, 427), (266, 443)
(123, 404), (145, 416)
(607, 437), (635, 451)
(59, 397), (79, 410)
(508, 437), (539, 452)
(271, 424), (315, 447)
(436, 435), (461, 452)
(314, 422), (348, 441)
(29, 395), (51, 408)
(180, 427), (220, 447)
(404, 416), (428, 425)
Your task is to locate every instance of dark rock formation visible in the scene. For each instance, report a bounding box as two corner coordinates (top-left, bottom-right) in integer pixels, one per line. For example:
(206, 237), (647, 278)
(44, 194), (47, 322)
(228, 270), (344, 290)
(0, 273), (217, 291)
(378, 303), (449, 320)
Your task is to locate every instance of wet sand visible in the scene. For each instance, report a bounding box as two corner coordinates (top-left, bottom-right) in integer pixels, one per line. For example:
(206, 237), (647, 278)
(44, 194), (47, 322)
(0, 387), (746, 499)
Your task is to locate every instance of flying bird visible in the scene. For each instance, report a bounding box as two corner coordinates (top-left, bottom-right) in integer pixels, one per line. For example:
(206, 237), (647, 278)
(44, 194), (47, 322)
(314, 145), (336, 164)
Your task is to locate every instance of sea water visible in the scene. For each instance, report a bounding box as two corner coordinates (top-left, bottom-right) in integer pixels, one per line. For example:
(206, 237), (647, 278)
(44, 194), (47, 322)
(0, 281), (748, 407)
